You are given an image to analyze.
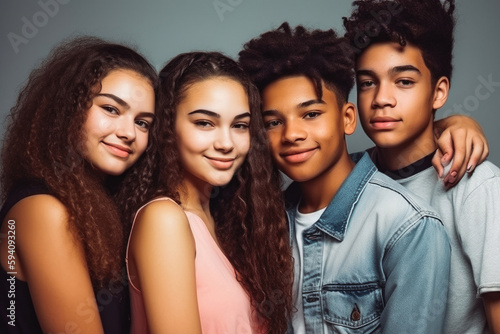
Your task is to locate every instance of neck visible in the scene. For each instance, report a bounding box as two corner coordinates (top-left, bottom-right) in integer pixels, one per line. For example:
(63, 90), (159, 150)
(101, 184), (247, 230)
(376, 127), (436, 171)
(178, 172), (212, 217)
(178, 172), (221, 244)
(298, 151), (354, 213)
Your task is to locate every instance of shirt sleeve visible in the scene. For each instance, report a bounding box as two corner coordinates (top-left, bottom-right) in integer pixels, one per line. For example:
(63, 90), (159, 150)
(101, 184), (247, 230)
(456, 174), (500, 296)
(381, 216), (451, 334)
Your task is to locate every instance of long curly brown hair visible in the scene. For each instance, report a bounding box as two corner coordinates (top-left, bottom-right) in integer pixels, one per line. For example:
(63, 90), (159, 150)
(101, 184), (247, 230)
(123, 51), (294, 333)
(1, 36), (158, 287)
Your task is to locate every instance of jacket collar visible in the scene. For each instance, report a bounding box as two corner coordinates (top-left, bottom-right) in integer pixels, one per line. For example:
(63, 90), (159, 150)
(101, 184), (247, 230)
(285, 152), (377, 241)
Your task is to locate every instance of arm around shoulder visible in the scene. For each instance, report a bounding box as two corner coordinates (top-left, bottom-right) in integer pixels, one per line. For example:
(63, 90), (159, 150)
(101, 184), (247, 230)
(433, 114), (489, 185)
(128, 199), (202, 334)
(4, 194), (104, 333)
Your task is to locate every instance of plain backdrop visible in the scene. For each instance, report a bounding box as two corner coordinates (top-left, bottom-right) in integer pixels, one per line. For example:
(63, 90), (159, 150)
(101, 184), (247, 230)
(1, 0), (499, 167)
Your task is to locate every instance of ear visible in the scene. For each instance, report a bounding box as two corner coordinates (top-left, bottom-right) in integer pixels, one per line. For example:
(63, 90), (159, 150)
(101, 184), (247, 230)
(342, 102), (357, 136)
(432, 76), (450, 110)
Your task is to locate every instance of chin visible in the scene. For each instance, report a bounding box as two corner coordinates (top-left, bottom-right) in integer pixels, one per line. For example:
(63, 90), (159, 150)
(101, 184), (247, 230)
(210, 179), (233, 187)
(368, 135), (401, 149)
(93, 164), (129, 177)
(282, 170), (315, 184)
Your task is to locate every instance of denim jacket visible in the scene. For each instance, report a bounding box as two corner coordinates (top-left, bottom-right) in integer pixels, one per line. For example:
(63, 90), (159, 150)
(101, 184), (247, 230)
(285, 152), (451, 333)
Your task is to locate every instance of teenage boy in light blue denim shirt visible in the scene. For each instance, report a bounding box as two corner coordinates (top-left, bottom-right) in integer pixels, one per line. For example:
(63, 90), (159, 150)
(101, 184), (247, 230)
(344, 0), (500, 331)
(239, 23), (451, 333)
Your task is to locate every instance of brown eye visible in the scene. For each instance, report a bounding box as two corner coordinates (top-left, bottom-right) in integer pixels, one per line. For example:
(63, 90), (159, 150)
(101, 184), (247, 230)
(102, 106), (119, 114)
(265, 119), (282, 129)
(304, 112), (320, 119)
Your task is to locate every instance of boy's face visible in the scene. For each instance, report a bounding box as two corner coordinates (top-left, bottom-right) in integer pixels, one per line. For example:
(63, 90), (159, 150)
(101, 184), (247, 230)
(261, 75), (356, 183)
(356, 42), (444, 151)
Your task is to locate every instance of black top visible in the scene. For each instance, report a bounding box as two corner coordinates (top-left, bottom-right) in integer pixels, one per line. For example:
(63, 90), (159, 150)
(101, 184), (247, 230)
(0, 179), (130, 333)
(367, 147), (435, 180)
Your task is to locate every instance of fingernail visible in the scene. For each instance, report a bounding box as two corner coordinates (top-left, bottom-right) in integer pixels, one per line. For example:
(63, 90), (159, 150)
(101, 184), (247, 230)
(449, 170), (457, 183)
(467, 164), (474, 173)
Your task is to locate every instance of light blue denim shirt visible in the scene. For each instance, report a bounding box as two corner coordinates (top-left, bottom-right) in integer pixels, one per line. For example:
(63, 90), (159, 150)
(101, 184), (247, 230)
(285, 152), (451, 333)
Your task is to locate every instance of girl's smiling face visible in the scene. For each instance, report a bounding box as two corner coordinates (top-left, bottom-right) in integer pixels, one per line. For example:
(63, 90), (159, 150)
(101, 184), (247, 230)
(175, 76), (251, 187)
(83, 69), (155, 176)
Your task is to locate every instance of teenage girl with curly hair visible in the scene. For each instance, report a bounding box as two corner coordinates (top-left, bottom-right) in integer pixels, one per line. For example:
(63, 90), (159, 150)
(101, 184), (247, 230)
(0, 36), (158, 333)
(125, 51), (294, 334)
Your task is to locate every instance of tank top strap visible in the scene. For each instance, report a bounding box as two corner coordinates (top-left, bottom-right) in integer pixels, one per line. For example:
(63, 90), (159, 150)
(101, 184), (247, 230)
(125, 197), (178, 292)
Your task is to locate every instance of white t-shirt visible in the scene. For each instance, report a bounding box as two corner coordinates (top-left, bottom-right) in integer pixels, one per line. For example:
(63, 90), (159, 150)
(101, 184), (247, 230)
(291, 204), (326, 334)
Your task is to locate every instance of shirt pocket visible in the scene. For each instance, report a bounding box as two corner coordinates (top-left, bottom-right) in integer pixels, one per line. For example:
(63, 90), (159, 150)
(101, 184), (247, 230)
(321, 282), (383, 333)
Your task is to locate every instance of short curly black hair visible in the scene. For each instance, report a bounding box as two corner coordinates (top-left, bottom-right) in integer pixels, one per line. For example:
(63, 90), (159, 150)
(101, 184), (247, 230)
(238, 22), (354, 106)
(343, 0), (455, 84)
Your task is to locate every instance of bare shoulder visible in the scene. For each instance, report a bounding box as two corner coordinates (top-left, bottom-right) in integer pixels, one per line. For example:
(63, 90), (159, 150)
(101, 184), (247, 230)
(134, 198), (190, 232)
(2, 195), (106, 333)
(1, 194), (85, 281)
(7, 194), (68, 225)
(128, 198), (196, 289)
(130, 198), (193, 250)
(5, 194), (73, 247)
(140, 198), (185, 220)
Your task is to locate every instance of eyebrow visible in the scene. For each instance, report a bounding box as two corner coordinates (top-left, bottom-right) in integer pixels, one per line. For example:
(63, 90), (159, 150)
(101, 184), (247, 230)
(390, 65), (421, 75)
(357, 65), (421, 77)
(262, 99), (325, 116)
(262, 109), (279, 117)
(298, 99), (325, 108)
(188, 109), (251, 120)
(234, 112), (251, 120)
(188, 109), (220, 118)
(96, 93), (130, 109)
(137, 112), (155, 119)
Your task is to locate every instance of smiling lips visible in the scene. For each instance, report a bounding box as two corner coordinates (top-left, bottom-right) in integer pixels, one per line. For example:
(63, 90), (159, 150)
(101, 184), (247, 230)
(280, 148), (318, 164)
(103, 142), (133, 158)
(205, 156), (236, 170)
(370, 116), (401, 129)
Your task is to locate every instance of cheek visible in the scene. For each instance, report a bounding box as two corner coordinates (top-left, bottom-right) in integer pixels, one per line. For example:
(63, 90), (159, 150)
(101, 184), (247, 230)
(84, 108), (114, 137)
(136, 132), (149, 155)
(238, 133), (251, 156)
(266, 130), (281, 150)
(177, 130), (207, 155)
(357, 109), (371, 124)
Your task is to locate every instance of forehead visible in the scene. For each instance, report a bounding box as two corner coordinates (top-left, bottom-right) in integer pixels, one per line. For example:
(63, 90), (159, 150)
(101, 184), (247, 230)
(178, 77), (249, 114)
(262, 76), (338, 110)
(356, 42), (428, 73)
(101, 69), (151, 91)
(99, 69), (155, 109)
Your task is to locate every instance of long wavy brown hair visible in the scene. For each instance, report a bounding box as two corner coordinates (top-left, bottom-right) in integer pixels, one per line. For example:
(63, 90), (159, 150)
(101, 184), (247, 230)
(1, 36), (158, 287)
(122, 52), (294, 333)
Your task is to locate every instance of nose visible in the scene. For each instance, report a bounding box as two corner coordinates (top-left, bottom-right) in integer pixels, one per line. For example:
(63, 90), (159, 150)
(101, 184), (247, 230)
(213, 128), (234, 153)
(282, 119), (307, 144)
(116, 117), (136, 142)
(372, 82), (396, 109)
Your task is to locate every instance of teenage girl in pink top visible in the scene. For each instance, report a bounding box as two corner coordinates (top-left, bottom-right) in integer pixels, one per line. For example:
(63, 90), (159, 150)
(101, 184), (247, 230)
(124, 52), (294, 333)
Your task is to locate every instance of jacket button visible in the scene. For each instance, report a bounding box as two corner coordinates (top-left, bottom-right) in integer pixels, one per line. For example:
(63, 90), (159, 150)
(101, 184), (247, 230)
(351, 304), (361, 321)
(305, 296), (319, 303)
(306, 233), (319, 240)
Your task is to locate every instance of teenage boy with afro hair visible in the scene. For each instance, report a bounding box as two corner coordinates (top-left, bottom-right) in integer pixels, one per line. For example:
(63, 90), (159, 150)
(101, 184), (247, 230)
(239, 22), (451, 333)
(344, 0), (500, 332)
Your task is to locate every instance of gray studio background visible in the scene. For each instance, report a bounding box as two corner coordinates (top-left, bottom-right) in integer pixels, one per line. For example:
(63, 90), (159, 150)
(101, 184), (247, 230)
(1, 0), (499, 167)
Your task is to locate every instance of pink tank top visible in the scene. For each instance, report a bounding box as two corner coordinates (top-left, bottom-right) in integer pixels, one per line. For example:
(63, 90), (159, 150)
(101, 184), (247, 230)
(126, 197), (259, 333)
